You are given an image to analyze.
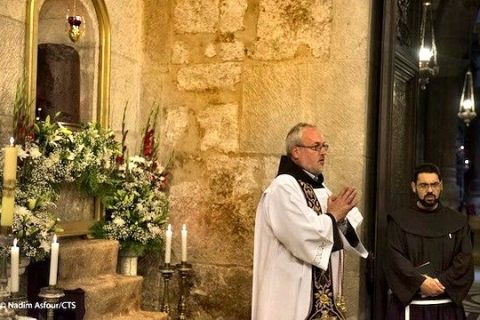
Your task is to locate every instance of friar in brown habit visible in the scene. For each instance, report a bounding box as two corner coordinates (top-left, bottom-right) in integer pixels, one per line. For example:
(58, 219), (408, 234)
(384, 163), (474, 320)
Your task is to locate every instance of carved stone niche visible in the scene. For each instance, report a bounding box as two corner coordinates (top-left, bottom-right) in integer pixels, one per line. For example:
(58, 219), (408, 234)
(26, 0), (111, 235)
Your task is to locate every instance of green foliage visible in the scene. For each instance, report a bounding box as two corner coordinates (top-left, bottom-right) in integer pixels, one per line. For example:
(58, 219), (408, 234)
(13, 78), (34, 144)
(8, 87), (170, 260)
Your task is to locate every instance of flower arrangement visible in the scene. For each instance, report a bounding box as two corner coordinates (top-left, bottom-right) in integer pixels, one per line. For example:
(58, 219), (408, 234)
(1, 81), (170, 260)
(6, 116), (120, 261)
(97, 155), (169, 255)
(92, 104), (171, 255)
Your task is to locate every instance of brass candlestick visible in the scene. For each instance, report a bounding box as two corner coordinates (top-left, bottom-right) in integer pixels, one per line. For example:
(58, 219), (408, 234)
(38, 285), (65, 320)
(176, 262), (192, 320)
(160, 263), (175, 314)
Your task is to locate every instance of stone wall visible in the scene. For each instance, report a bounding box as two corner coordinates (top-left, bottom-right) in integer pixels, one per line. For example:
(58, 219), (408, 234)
(0, 2), (26, 143)
(0, 0), (375, 319)
(141, 0), (375, 319)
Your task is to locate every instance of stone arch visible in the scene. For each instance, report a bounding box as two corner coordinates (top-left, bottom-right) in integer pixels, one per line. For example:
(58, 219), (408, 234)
(25, 0), (111, 128)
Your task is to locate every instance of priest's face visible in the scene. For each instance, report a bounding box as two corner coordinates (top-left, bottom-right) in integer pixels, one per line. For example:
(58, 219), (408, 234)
(291, 127), (328, 176)
(411, 172), (443, 209)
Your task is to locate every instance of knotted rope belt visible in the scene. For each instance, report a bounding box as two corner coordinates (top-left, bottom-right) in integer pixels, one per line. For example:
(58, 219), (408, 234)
(404, 298), (452, 320)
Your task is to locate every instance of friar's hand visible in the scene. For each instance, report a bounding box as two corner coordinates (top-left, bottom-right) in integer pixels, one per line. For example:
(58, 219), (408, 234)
(420, 276), (445, 297)
(327, 187), (358, 222)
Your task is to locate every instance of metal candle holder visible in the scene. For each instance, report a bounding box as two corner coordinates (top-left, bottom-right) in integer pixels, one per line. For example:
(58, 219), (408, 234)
(9, 291), (28, 316)
(0, 227), (14, 320)
(160, 263), (175, 314)
(38, 285), (65, 320)
(176, 262), (192, 320)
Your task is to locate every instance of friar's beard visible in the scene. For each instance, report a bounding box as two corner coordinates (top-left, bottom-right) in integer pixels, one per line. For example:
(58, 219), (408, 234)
(417, 192), (439, 208)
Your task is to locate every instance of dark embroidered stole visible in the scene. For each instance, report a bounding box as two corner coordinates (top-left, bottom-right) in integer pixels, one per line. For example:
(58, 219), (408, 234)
(297, 180), (346, 320)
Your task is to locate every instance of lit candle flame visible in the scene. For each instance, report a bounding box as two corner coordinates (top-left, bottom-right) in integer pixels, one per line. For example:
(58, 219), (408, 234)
(53, 234), (57, 243)
(13, 238), (17, 247)
(9, 137), (14, 146)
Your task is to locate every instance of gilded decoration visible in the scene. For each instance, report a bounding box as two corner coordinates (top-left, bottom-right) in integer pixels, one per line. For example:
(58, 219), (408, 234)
(24, 0), (111, 235)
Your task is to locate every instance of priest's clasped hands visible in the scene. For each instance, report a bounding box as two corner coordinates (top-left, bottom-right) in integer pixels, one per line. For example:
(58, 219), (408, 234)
(420, 276), (445, 297)
(327, 186), (359, 222)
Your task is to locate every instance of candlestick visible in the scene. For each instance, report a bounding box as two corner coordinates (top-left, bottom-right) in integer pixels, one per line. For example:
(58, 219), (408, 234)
(10, 238), (19, 293)
(165, 224), (172, 264)
(160, 264), (175, 314)
(181, 224), (187, 262)
(38, 286), (65, 320)
(176, 262), (193, 320)
(49, 235), (59, 286)
(0, 233), (15, 318)
(1, 138), (17, 227)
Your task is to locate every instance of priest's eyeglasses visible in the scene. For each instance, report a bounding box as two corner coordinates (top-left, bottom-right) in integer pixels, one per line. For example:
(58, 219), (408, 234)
(296, 143), (329, 152)
(416, 182), (441, 190)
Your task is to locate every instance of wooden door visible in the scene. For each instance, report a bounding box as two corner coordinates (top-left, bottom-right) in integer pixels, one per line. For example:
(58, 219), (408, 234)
(372, 0), (423, 318)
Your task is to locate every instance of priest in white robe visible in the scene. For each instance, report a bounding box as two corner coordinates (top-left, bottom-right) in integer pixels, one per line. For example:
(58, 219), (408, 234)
(252, 123), (368, 320)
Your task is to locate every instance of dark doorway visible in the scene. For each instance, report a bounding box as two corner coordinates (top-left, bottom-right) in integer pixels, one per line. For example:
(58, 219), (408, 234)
(36, 43), (81, 124)
(373, 0), (480, 318)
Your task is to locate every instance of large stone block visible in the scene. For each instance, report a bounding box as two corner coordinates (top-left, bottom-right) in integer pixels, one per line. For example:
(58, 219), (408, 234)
(138, 251), (164, 311)
(143, 0), (172, 66)
(239, 62), (318, 154)
(197, 103), (239, 152)
(240, 59), (370, 156)
(204, 42), (217, 58)
(58, 239), (119, 282)
(172, 41), (190, 64)
(162, 106), (189, 148)
(177, 63), (241, 91)
(140, 70), (185, 126)
(109, 53), (141, 132)
(189, 264), (252, 319)
(106, 0), (143, 61)
(330, 0), (372, 62)
(219, 0), (248, 33)
(321, 156), (372, 214)
(262, 156), (281, 190)
(219, 40), (245, 61)
(0, 17), (24, 117)
(174, 0), (219, 33)
(309, 60), (370, 156)
(0, 1), (26, 22)
(254, 0), (332, 60)
(344, 257), (364, 318)
(60, 274), (143, 319)
(0, 116), (13, 145)
(169, 156), (262, 265)
(204, 154), (262, 199)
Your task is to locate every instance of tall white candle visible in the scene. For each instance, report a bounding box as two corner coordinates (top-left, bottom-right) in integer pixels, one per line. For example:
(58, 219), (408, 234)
(165, 224), (172, 264)
(49, 235), (59, 286)
(181, 224), (188, 262)
(1, 137), (17, 227)
(11, 238), (19, 293)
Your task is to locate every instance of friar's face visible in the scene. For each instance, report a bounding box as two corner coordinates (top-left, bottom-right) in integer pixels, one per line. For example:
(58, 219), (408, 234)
(411, 172), (443, 209)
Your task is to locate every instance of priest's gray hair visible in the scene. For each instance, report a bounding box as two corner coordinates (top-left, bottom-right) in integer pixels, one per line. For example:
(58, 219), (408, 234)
(285, 123), (316, 155)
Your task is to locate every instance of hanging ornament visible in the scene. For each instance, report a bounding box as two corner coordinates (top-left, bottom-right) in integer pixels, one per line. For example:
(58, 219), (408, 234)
(66, 0), (85, 42)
